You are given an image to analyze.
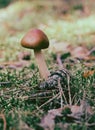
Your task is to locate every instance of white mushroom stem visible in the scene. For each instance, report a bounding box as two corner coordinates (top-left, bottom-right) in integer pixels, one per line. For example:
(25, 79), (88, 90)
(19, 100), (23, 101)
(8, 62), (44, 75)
(34, 50), (50, 80)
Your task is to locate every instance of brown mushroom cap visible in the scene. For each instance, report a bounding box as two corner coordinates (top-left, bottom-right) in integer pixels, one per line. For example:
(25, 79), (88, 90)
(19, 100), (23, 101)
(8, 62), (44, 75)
(21, 29), (49, 50)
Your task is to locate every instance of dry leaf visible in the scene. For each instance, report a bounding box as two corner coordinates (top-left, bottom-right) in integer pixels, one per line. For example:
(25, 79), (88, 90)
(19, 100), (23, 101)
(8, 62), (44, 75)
(68, 100), (93, 120)
(83, 62), (95, 67)
(39, 108), (62, 130)
(0, 114), (6, 130)
(19, 120), (34, 130)
(50, 41), (73, 53)
(40, 101), (93, 130)
(71, 45), (89, 58)
(83, 70), (95, 78)
(0, 60), (30, 69)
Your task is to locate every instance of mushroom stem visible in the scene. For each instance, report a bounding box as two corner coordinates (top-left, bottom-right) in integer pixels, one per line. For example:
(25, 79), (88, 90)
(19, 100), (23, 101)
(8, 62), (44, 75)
(34, 50), (50, 80)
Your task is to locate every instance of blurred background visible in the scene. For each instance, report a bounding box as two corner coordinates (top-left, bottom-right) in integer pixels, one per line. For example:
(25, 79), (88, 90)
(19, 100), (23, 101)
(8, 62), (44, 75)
(0, 0), (95, 62)
(0, 0), (95, 13)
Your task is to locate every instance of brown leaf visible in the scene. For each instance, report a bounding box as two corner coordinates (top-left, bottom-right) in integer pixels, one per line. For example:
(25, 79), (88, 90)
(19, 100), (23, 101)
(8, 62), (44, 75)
(40, 102), (93, 129)
(50, 42), (73, 53)
(56, 53), (63, 68)
(83, 62), (95, 67)
(39, 108), (62, 130)
(0, 114), (6, 130)
(0, 60), (30, 69)
(83, 70), (95, 78)
(68, 100), (93, 120)
(71, 45), (89, 58)
(70, 105), (81, 114)
(19, 120), (34, 130)
(83, 56), (95, 61)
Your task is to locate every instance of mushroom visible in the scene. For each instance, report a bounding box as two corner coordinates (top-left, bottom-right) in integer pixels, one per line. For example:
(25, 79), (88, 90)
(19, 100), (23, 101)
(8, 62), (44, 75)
(21, 28), (50, 80)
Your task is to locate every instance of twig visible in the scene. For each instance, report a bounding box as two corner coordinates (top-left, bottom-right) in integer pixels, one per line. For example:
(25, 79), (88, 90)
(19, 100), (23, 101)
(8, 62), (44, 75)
(57, 69), (71, 105)
(38, 93), (59, 109)
(58, 79), (64, 108)
(56, 53), (63, 69)
(58, 79), (68, 106)
(85, 123), (95, 127)
(0, 114), (6, 130)
(32, 93), (59, 115)
(71, 93), (77, 104)
(67, 73), (72, 105)
(18, 95), (53, 100)
(0, 81), (11, 85)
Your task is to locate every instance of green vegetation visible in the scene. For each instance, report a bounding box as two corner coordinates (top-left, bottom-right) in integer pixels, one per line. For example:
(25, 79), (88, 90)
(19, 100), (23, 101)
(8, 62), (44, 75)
(0, 62), (95, 130)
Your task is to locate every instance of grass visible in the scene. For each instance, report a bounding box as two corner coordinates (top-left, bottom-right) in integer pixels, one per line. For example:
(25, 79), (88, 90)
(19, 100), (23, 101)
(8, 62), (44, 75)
(0, 62), (95, 130)
(0, 1), (95, 130)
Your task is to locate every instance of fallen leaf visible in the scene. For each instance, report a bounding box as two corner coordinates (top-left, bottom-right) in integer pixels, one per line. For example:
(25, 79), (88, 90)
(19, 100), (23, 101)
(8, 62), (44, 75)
(71, 45), (89, 58)
(83, 56), (95, 61)
(19, 120), (34, 130)
(83, 70), (95, 78)
(0, 60), (30, 69)
(50, 41), (73, 53)
(83, 62), (95, 67)
(88, 47), (95, 56)
(68, 100), (93, 120)
(0, 114), (6, 130)
(40, 101), (93, 129)
(39, 108), (62, 130)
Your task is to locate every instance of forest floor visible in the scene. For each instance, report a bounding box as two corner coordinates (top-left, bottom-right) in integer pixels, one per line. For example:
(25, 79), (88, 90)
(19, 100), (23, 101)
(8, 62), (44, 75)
(0, 1), (95, 130)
